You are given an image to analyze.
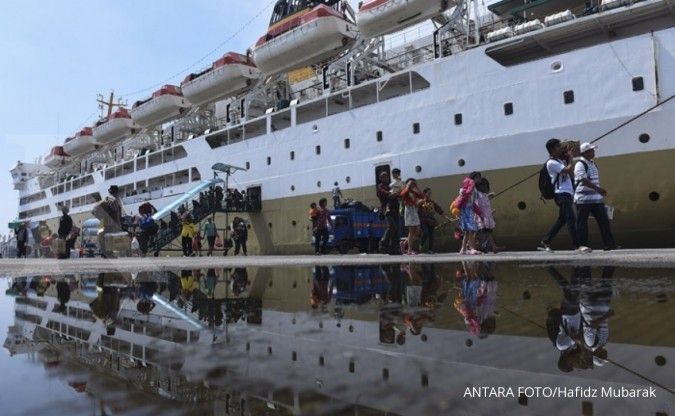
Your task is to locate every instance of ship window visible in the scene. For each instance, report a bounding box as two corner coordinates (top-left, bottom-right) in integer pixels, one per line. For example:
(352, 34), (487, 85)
(454, 113), (463, 125)
(413, 123), (420, 134)
(246, 161), (250, 170)
(564, 90), (575, 104)
(316, 145), (321, 155)
(267, 156), (271, 165)
(290, 151), (295, 160)
(504, 102), (514, 116)
(344, 138), (350, 149)
(415, 165), (422, 173)
(376, 131), (383, 142)
(632, 76), (644, 91)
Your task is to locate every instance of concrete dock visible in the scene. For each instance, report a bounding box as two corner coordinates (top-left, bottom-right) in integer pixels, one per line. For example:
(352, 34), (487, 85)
(1, 248), (675, 276)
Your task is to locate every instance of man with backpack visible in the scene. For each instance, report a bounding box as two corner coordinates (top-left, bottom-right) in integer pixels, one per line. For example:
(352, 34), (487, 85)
(574, 143), (617, 250)
(539, 139), (591, 253)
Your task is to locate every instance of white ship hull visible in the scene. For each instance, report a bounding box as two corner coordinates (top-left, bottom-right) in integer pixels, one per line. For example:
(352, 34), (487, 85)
(14, 12), (675, 252)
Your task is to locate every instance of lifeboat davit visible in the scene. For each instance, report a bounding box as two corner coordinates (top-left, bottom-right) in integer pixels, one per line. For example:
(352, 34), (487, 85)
(130, 85), (191, 128)
(92, 108), (137, 146)
(252, 3), (358, 76)
(181, 53), (261, 106)
(43, 146), (70, 169)
(63, 127), (97, 157)
(356, 0), (453, 39)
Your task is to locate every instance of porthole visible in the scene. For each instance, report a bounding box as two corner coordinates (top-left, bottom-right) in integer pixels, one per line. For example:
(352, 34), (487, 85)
(348, 325), (354, 332)
(382, 368), (389, 380)
(649, 192), (660, 201)
(267, 346), (272, 355)
(458, 159), (466, 167)
(290, 185), (295, 191)
(454, 113), (463, 125)
(292, 351), (297, 361)
(268, 222), (273, 228)
(246, 224), (251, 230)
(316, 145), (321, 155)
(551, 61), (563, 72)
(266, 156), (271, 165)
(245, 161), (250, 170)
(344, 138), (350, 149)
(654, 355), (666, 366)
(319, 356), (325, 366)
(290, 151), (295, 160)
(376, 131), (383, 142)
(639, 133), (650, 143)
(563, 90), (575, 104)
(345, 176), (351, 183)
(421, 334), (428, 342)
(421, 374), (429, 387)
(465, 339), (473, 347)
(517, 201), (527, 210)
(415, 165), (422, 173)
(291, 220), (297, 226)
(317, 181), (322, 188)
(413, 122), (420, 134)
(504, 102), (514, 116)
(632, 76), (644, 91)
(349, 361), (355, 373)
(312, 124), (318, 132)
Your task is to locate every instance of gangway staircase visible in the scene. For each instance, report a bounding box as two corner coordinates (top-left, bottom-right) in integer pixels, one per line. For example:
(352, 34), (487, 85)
(145, 163), (258, 254)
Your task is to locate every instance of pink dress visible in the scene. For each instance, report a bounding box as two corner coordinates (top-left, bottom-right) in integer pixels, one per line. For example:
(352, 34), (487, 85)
(475, 192), (496, 230)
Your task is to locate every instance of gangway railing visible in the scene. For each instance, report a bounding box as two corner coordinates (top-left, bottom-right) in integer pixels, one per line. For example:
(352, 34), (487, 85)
(144, 178), (260, 254)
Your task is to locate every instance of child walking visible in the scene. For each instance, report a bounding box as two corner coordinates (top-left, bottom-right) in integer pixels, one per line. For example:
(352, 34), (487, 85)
(475, 178), (504, 253)
(452, 172), (483, 255)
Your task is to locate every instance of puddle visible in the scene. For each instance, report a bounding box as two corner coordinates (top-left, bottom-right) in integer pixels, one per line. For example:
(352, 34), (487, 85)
(1, 262), (673, 415)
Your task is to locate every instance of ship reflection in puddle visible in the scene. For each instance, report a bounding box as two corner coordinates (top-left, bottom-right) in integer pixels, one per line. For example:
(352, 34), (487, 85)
(2, 263), (673, 415)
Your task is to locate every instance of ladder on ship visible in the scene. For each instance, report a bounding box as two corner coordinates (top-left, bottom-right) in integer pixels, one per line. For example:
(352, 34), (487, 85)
(145, 163), (258, 254)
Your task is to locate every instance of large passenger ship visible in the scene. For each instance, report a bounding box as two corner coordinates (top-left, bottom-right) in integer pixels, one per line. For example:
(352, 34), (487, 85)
(10, 0), (675, 253)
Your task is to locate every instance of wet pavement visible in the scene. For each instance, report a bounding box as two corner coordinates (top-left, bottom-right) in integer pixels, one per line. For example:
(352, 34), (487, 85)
(1, 262), (673, 415)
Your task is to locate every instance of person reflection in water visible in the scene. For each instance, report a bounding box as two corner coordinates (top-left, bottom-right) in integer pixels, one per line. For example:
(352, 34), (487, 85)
(547, 266), (614, 371)
(453, 262), (498, 339)
(311, 266), (332, 311)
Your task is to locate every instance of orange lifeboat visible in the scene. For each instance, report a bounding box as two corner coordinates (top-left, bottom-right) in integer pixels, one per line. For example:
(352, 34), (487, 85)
(252, 0), (357, 76)
(43, 146), (70, 169)
(63, 127), (97, 157)
(130, 85), (191, 128)
(356, 0), (453, 39)
(181, 52), (261, 106)
(92, 108), (137, 146)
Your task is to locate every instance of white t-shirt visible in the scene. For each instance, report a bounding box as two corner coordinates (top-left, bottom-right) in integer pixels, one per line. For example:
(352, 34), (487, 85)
(574, 158), (603, 204)
(546, 159), (574, 195)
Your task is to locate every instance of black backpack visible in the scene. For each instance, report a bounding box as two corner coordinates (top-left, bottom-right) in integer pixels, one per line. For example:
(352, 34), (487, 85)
(538, 161), (558, 200)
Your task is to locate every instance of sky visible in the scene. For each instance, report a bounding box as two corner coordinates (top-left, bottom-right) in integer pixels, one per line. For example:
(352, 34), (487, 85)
(0, 0), (291, 236)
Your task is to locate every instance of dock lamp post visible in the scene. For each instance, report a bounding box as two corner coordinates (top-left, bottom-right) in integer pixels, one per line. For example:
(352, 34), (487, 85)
(211, 163), (248, 255)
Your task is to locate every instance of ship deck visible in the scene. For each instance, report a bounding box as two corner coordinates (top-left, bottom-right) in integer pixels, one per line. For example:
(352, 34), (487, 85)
(2, 248), (675, 276)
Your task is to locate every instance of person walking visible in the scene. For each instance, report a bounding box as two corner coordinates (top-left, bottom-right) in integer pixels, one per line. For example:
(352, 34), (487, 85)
(574, 143), (617, 251)
(376, 171), (401, 254)
(57, 206), (73, 259)
(452, 172), (483, 255)
(181, 215), (197, 256)
(332, 182), (343, 208)
(419, 188), (444, 254)
(15, 222), (28, 258)
(232, 217), (248, 256)
(314, 198), (333, 255)
(539, 139), (591, 253)
(400, 179), (424, 255)
(203, 218), (218, 256)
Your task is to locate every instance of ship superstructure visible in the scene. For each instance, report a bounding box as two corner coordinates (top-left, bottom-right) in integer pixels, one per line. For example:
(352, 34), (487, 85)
(11, 0), (675, 252)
